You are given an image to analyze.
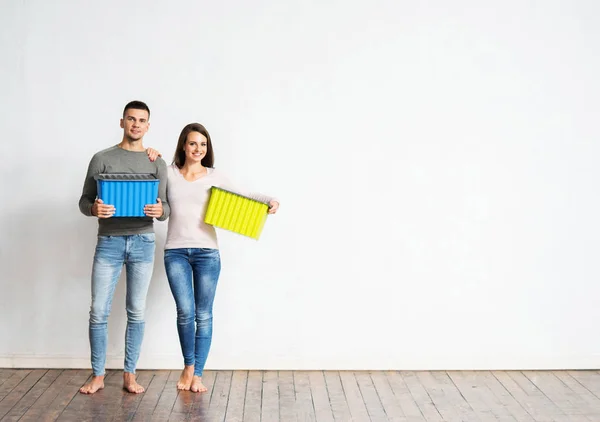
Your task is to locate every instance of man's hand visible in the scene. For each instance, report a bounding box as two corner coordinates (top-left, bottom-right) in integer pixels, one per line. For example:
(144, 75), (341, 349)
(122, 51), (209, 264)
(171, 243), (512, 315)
(146, 148), (162, 162)
(268, 200), (279, 215)
(92, 198), (116, 219)
(144, 198), (163, 218)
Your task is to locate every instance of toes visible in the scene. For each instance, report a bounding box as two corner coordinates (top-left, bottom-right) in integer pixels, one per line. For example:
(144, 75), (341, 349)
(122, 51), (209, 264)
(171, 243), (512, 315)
(190, 382), (207, 393)
(123, 376), (144, 394)
(126, 384), (144, 394)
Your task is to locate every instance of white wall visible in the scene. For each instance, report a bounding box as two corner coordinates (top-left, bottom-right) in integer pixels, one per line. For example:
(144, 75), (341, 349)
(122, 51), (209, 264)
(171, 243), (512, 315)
(1, 0), (600, 370)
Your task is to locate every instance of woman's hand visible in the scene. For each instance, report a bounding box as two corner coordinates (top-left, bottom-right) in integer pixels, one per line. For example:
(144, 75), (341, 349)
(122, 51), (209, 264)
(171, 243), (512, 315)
(146, 147), (162, 162)
(268, 200), (279, 214)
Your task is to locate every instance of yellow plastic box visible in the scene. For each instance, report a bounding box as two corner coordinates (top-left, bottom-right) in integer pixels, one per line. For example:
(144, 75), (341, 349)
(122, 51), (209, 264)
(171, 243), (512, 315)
(204, 187), (269, 240)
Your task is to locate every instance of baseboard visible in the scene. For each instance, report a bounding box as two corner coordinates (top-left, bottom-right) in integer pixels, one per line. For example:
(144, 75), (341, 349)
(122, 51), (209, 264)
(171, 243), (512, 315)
(0, 354), (182, 370)
(1, 353), (599, 370)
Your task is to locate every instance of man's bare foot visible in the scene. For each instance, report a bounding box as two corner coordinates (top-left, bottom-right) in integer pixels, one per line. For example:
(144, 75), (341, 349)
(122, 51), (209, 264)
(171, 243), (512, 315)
(123, 372), (145, 394)
(80, 375), (105, 394)
(190, 376), (208, 393)
(177, 366), (194, 390)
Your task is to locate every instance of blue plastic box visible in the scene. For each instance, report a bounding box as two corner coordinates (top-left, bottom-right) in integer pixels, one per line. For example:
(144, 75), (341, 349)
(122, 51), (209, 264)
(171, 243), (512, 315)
(95, 173), (159, 217)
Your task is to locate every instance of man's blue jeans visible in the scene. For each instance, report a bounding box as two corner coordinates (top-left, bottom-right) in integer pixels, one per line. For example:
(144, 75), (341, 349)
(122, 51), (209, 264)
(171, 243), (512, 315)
(164, 248), (221, 377)
(89, 234), (155, 376)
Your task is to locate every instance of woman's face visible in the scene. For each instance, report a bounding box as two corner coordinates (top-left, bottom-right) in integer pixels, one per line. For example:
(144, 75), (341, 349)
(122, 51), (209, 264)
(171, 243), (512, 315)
(184, 131), (208, 164)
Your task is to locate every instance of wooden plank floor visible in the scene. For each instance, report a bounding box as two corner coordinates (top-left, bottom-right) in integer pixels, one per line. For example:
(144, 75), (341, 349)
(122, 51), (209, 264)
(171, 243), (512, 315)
(2, 369), (600, 421)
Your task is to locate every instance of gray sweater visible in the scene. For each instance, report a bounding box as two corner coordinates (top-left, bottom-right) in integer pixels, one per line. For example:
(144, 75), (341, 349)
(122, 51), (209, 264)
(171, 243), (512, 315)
(79, 145), (170, 235)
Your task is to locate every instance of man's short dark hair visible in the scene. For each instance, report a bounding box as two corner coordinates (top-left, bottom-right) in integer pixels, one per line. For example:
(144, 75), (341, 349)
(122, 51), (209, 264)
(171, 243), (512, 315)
(123, 100), (150, 118)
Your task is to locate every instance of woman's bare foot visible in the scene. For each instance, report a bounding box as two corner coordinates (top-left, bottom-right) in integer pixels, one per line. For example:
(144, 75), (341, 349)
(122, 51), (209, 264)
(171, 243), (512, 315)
(190, 376), (208, 393)
(80, 375), (105, 394)
(123, 372), (145, 394)
(177, 366), (194, 390)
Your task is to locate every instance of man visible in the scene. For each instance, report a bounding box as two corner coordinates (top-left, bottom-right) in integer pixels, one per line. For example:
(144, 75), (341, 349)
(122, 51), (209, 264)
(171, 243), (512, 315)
(78, 100), (169, 394)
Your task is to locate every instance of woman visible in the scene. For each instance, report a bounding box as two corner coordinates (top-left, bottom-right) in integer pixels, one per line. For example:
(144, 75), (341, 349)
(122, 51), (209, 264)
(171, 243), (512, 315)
(149, 123), (278, 392)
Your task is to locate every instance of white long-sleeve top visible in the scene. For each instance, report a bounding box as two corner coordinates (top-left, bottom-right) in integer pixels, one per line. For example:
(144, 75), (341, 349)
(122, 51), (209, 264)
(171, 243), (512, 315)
(165, 164), (274, 250)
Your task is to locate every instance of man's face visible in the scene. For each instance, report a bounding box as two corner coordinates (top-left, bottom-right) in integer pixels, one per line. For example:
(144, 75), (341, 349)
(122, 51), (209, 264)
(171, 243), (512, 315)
(120, 108), (149, 141)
